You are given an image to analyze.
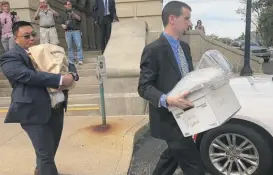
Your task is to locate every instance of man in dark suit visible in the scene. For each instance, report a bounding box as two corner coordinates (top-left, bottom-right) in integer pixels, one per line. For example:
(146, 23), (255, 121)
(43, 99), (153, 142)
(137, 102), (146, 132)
(93, 0), (118, 53)
(138, 2), (205, 175)
(0, 21), (79, 175)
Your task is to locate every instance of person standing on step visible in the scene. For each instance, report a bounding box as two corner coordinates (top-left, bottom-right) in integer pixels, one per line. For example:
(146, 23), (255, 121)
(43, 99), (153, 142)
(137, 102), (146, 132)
(62, 0), (84, 65)
(93, 0), (119, 54)
(34, 0), (60, 45)
(0, 1), (19, 51)
(138, 1), (206, 175)
(0, 21), (79, 175)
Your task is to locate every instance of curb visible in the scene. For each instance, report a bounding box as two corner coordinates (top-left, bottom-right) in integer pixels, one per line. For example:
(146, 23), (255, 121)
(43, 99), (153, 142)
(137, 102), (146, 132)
(114, 115), (149, 175)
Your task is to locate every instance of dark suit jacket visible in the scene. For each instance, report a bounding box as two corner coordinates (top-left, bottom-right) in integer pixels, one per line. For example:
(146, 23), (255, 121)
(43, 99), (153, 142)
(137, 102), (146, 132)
(0, 44), (79, 124)
(138, 34), (194, 140)
(93, 0), (118, 24)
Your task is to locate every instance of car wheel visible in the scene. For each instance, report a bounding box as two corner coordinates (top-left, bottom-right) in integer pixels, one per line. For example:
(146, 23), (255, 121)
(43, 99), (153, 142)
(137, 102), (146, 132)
(200, 123), (272, 175)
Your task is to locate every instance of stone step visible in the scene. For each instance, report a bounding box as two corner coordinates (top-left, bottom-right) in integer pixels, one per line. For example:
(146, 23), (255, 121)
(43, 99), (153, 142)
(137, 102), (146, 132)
(64, 104), (100, 116)
(78, 69), (96, 77)
(75, 62), (97, 70)
(69, 50), (100, 58)
(0, 63), (97, 80)
(0, 80), (9, 88)
(70, 85), (99, 94)
(0, 104), (100, 117)
(0, 84), (99, 97)
(0, 94), (101, 107)
(77, 57), (97, 63)
(83, 50), (101, 58)
(0, 88), (11, 97)
(0, 97), (10, 107)
(0, 76), (99, 88)
(0, 73), (5, 80)
(68, 94), (100, 105)
(0, 69), (97, 81)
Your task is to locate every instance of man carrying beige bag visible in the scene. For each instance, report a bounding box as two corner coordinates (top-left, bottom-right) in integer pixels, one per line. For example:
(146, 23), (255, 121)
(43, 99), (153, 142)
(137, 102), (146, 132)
(0, 21), (79, 175)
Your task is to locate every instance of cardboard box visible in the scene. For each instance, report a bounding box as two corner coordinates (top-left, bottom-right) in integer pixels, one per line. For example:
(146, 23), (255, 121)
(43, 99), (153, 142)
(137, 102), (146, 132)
(171, 83), (241, 137)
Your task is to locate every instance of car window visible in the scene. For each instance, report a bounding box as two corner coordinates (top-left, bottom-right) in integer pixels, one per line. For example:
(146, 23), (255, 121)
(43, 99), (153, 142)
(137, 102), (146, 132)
(250, 42), (260, 46)
(231, 42), (240, 47)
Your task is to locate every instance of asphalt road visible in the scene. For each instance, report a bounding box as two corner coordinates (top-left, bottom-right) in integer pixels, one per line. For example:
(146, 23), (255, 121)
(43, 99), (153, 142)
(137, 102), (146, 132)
(128, 59), (273, 175)
(263, 59), (273, 74)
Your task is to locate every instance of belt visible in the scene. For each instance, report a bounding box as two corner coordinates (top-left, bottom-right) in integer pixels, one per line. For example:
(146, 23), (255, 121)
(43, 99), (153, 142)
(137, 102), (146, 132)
(40, 25), (55, 28)
(65, 29), (79, 32)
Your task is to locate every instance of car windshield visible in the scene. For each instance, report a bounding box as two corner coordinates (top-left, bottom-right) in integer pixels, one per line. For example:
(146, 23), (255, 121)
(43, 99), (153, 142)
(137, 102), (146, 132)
(241, 41), (262, 47)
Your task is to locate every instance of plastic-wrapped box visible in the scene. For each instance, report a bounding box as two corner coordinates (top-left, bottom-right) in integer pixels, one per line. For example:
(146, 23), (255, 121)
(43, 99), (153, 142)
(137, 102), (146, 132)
(168, 50), (241, 137)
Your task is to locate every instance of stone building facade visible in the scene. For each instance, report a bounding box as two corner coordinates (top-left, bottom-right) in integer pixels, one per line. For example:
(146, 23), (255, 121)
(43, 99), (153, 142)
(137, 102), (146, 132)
(8, 0), (162, 50)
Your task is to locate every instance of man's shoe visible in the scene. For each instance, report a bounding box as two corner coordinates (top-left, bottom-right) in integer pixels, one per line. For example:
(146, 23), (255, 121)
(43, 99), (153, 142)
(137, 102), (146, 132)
(78, 61), (83, 65)
(34, 168), (39, 175)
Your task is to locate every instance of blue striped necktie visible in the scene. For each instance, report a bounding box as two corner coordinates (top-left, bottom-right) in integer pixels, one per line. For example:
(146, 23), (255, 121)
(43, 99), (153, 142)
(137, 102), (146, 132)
(178, 44), (189, 76)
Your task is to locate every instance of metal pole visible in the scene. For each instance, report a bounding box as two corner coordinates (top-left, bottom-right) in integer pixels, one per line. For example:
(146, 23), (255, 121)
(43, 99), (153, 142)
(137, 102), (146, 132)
(240, 0), (253, 76)
(99, 82), (106, 126)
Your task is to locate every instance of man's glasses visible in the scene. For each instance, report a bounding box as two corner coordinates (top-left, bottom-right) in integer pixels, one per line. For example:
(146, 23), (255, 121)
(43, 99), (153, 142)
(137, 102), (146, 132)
(17, 32), (37, 39)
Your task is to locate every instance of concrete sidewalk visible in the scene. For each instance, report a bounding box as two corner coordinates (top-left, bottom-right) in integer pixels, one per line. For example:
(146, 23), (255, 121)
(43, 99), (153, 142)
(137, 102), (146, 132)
(0, 115), (148, 175)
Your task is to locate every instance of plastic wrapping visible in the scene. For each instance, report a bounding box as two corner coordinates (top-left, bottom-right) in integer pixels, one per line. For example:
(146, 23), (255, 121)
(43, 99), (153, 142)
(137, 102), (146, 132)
(196, 50), (233, 76)
(168, 50), (233, 112)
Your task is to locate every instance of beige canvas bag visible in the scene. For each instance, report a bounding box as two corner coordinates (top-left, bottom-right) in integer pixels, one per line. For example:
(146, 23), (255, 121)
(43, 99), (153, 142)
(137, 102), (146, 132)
(28, 43), (76, 92)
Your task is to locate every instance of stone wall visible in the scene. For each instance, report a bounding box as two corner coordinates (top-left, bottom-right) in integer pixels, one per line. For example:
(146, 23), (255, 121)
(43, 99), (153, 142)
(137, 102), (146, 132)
(8, 0), (67, 47)
(103, 19), (147, 116)
(181, 30), (264, 73)
(9, 0), (163, 48)
(113, 0), (162, 43)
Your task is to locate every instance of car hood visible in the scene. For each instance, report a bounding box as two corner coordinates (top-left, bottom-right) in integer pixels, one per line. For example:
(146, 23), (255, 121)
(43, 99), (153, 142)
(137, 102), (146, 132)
(229, 74), (273, 135)
(230, 75), (273, 95)
(251, 46), (267, 50)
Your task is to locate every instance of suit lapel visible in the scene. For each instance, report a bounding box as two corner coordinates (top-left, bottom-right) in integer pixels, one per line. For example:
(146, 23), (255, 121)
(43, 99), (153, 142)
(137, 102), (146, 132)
(160, 34), (182, 79)
(15, 44), (34, 69)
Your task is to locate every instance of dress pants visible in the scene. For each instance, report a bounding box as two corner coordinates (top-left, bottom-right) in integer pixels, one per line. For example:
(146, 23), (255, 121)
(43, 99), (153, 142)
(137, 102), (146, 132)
(99, 15), (112, 54)
(21, 106), (64, 175)
(153, 136), (205, 175)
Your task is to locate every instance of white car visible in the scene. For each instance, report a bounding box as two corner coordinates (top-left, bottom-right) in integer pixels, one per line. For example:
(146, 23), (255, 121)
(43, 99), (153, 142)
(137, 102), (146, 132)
(195, 74), (273, 175)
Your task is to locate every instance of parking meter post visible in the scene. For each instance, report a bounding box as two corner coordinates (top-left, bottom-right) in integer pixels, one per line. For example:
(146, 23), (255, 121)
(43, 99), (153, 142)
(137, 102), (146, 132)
(240, 0), (253, 76)
(99, 82), (106, 126)
(97, 55), (107, 126)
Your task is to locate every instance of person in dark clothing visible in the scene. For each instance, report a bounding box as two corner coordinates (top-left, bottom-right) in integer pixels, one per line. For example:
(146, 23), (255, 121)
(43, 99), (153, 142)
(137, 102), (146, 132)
(0, 21), (79, 175)
(93, 0), (118, 53)
(138, 1), (206, 175)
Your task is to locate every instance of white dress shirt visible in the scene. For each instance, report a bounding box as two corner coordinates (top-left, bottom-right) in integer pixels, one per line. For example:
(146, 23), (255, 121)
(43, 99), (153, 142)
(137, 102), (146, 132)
(103, 0), (110, 16)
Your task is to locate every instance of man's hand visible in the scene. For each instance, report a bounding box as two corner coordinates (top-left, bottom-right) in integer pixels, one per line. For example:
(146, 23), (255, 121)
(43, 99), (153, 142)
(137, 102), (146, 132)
(62, 74), (74, 87)
(113, 17), (119, 22)
(166, 92), (193, 109)
(47, 4), (51, 10)
(61, 24), (67, 29)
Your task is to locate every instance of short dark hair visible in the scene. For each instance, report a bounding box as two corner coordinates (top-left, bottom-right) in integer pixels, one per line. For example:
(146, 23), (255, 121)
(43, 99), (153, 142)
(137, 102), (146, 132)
(12, 21), (33, 35)
(162, 1), (191, 27)
(1, 1), (10, 6)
